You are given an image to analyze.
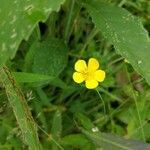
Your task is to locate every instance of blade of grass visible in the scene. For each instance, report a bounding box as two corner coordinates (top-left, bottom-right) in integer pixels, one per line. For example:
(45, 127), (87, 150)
(0, 67), (41, 150)
(64, 0), (75, 42)
(37, 124), (64, 150)
(80, 28), (99, 56)
(124, 65), (146, 141)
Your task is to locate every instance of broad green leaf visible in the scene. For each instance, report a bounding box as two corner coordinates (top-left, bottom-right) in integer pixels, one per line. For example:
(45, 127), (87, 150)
(82, 129), (150, 150)
(61, 134), (96, 150)
(75, 113), (95, 130)
(0, 67), (41, 150)
(13, 72), (68, 88)
(82, 0), (150, 85)
(25, 38), (68, 76)
(13, 72), (53, 83)
(61, 134), (89, 146)
(0, 0), (65, 68)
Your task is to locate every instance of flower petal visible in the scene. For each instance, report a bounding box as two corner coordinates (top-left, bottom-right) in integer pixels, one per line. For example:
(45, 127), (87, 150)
(85, 79), (98, 89)
(75, 60), (87, 72)
(73, 72), (85, 83)
(94, 70), (106, 82)
(88, 58), (99, 72)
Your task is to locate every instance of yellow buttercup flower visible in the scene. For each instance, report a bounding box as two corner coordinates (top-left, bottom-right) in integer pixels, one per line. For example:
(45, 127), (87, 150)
(73, 58), (106, 89)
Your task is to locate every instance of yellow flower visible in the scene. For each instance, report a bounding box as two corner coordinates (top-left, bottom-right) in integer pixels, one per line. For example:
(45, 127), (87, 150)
(73, 58), (106, 89)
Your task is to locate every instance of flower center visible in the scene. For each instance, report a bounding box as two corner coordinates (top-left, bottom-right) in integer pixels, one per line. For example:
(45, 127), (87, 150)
(82, 70), (94, 80)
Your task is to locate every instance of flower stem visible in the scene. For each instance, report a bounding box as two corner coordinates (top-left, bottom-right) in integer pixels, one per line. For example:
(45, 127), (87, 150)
(96, 89), (106, 114)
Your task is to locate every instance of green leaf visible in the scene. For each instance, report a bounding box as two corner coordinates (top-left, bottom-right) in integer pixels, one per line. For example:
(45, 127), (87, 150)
(51, 110), (62, 150)
(13, 72), (53, 83)
(51, 110), (62, 137)
(0, 0), (65, 68)
(61, 134), (89, 146)
(13, 72), (68, 88)
(75, 113), (95, 130)
(0, 67), (41, 150)
(82, 0), (150, 85)
(82, 129), (150, 150)
(26, 38), (68, 76)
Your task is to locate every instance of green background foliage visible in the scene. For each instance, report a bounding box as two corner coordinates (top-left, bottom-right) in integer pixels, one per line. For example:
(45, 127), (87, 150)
(0, 0), (150, 149)
(0, 0), (65, 68)
(82, 0), (150, 85)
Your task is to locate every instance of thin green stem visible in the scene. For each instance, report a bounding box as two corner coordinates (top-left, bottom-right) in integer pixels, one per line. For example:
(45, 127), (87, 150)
(96, 89), (106, 114)
(36, 24), (41, 41)
(100, 87), (122, 102)
(130, 120), (148, 137)
(132, 93), (145, 141)
(125, 65), (145, 141)
(64, 0), (75, 42)
(108, 57), (124, 66)
(37, 124), (64, 150)
(80, 28), (99, 56)
(132, 94), (145, 141)
(118, 0), (127, 7)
